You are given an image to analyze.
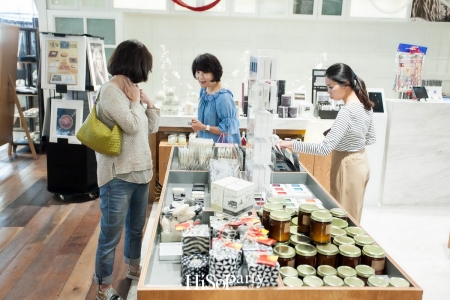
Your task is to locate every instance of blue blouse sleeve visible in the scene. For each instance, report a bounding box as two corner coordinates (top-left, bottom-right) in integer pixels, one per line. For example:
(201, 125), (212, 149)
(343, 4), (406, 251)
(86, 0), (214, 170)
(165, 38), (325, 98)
(215, 90), (240, 135)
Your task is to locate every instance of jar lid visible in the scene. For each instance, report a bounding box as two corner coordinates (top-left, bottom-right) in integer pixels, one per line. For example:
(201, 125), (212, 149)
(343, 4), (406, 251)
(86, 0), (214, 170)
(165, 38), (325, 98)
(323, 275), (344, 287)
(362, 245), (386, 258)
(270, 210), (291, 222)
(337, 266), (357, 278)
(355, 265), (375, 278)
(303, 275), (324, 287)
(331, 217), (348, 229)
(286, 208), (297, 217)
(333, 235), (355, 246)
(299, 203), (319, 213)
(291, 216), (298, 226)
(389, 277), (411, 288)
(331, 226), (346, 238)
(290, 226), (298, 235)
(338, 245), (361, 258)
(367, 275), (389, 287)
(345, 226), (366, 237)
(316, 243), (339, 255)
(297, 264), (316, 277)
(279, 266), (298, 278)
(290, 234), (310, 246)
(274, 245), (296, 259)
(354, 235), (375, 247)
(330, 208), (348, 217)
(268, 197), (286, 205)
(263, 203), (283, 212)
(344, 276), (365, 287)
(283, 276), (303, 287)
(295, 244), (317, 257)
(317, 265), (337, 277)
(311, 211), (332, 222)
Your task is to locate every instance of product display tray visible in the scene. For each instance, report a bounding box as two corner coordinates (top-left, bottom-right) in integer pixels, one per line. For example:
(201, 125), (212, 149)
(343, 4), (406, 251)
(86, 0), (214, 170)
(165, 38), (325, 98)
(138, 154), (422, 300)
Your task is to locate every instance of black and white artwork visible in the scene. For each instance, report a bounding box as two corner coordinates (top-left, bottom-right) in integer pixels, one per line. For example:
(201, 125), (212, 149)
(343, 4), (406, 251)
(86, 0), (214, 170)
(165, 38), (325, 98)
(411, 0), (450, 22)
(87, 38), (108, 90)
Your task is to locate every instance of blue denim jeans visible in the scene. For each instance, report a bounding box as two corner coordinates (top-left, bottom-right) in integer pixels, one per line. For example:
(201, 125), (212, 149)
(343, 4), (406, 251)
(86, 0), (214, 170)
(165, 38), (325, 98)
(94, 178), (149, 285)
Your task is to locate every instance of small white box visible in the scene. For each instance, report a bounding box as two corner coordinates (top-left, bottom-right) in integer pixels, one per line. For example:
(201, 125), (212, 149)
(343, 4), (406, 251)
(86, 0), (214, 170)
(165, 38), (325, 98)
(210, 177), (240, 212)
(159, 242), (182, 261)
(299, 102), (314, 118)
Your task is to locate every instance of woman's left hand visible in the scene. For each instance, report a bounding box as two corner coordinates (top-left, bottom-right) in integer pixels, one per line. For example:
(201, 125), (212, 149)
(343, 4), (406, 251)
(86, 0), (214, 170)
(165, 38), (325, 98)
(190, 118), (205, 131)
(123, 77), (140, 103)
(140, 89), (155, 108)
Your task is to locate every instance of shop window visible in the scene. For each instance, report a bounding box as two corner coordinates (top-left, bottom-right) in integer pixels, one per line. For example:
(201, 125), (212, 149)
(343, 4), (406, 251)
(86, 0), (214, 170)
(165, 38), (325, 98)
(55, 17), (84, 34)
(82, 0), (107, 8)
(293, 0), (315, 15)
(87, 19), (116, 45)
(322, 0), (343, 16)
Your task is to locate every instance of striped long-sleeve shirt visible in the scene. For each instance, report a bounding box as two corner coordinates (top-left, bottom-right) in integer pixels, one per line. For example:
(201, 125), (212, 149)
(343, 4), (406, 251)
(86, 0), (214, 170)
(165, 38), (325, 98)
(293, 103), (376, 156)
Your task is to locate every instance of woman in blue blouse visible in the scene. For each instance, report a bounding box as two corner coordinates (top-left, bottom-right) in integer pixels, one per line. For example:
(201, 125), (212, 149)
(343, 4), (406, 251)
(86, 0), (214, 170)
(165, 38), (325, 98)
(190, 53), (241, 145)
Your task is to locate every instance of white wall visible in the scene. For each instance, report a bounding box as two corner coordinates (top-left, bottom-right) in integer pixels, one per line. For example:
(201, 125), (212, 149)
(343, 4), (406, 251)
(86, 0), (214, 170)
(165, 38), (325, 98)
(123, 13), (450, 101)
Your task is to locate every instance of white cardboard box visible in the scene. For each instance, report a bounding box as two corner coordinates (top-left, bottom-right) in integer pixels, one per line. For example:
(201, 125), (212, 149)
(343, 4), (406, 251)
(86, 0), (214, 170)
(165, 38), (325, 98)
(210, 177), (240, 213)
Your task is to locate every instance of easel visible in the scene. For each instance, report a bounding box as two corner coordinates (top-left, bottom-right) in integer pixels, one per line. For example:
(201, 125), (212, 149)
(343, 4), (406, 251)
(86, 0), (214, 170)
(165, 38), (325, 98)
(7, 74), (37, 159)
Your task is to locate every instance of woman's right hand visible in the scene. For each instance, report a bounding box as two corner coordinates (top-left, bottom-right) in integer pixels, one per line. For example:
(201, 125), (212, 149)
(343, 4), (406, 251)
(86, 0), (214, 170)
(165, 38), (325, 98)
(123, 77), (140, 103)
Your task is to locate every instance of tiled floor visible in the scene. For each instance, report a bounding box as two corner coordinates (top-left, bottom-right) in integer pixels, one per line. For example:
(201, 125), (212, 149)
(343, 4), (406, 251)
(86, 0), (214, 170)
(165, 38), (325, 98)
(361, 206), (450, 300)
(128, 204), (450, 299)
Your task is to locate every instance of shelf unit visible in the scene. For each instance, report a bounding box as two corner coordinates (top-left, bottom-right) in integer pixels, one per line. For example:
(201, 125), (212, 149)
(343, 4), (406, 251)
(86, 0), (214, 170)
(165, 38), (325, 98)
(11, 26), (44, 154)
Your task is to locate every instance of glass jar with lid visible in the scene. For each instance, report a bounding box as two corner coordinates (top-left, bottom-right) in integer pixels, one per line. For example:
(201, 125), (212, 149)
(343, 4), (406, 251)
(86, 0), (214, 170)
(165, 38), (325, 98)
(274, 241), (290, 247)
(344, 276), (365, 287)
(345, 226), (366, 238)
(177, 133), (187, 145)
(331, 217), (348, 229)
(317, 265), (337, 278)
(269, 211), (291, 242)
(268, 197), (286, 207)
(290, 216), (298, 226)
(294, 244), (317, 267)
(338, 245), (361, 268)
(337, 266), (357, 279)
(289, 234), (310, 248)
(310, 211), (332, 244)
(262, 203), (283, 230)
(283, 276), (303, 287)
(331, 226), (346, 244)
(330, 208), (348, 221)
(279, 266), (298, 279)
(168, 134), (177, 145)
(297, 204), (319, 235)
(367, 275), (389, 287)
(297, 264), (316, 279)
(362, 245), (386, 275)
(323, 275), (344, 287)
(389, 277), (410, 287)
(274, 245), (296, 268)
(290, 226), (298, 235)
(354, 234), (375, 250)
(303, 275), (324, 287)
(316, 243), (339, 268)
(333, 235), (355, 247)
(355, 264), (375, 285)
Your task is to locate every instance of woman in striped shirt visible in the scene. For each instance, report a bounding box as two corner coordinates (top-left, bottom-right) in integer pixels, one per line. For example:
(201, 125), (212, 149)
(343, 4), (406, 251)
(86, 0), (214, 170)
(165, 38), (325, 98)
(279, 63), (376, 222)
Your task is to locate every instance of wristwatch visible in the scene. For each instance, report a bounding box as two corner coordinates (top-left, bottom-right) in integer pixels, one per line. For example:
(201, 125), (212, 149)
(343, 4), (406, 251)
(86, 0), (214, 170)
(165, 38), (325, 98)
(205, 125), (210, 133)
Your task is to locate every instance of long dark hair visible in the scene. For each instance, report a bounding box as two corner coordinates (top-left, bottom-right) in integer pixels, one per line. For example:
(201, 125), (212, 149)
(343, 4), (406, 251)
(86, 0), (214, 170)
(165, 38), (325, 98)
(325, 63), (373, 110)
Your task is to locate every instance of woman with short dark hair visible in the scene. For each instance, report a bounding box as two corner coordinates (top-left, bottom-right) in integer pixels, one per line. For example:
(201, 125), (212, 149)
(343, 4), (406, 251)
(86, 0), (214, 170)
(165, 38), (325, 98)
(190, 53), (241, 145)
(279, 63), (375, 223)
(94, 39), (160, 300)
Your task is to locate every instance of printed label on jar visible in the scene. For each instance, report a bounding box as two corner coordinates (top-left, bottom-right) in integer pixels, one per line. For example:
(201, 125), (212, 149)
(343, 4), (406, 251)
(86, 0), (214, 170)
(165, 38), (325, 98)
(284, 222), (290, 233)
(288, 259), (295, 268)
(302, 215), (311, 226)
(325, 224), (331, 234)
(371, 259), (385, 271)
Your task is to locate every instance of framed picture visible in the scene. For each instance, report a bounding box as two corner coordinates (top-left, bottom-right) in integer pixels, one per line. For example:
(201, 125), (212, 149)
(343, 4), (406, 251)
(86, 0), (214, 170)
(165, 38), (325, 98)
(40, 33), (86, 91)
(86, 38), (108, 90)
(87, 91), (98, 112)
(291, 90), (307, 102)
(49, 99), (84, 144)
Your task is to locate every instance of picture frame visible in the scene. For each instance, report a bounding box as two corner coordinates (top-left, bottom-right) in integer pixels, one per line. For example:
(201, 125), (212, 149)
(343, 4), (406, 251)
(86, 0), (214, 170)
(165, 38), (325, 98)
(40, 33), (86, 91)
(291, 90), (307, 102)
(86, 37), (108, 90)
(49, 99), (84, 144)
(87, 91), (98, 112)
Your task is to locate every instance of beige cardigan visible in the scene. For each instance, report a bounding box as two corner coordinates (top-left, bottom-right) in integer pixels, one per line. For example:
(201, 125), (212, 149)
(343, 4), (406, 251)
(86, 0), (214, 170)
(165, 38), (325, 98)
(95, 82), (160, 187)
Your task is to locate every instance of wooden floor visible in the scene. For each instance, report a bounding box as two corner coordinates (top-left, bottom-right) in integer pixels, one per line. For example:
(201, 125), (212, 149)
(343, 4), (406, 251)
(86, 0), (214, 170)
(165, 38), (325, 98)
(0, 145), (150, 299)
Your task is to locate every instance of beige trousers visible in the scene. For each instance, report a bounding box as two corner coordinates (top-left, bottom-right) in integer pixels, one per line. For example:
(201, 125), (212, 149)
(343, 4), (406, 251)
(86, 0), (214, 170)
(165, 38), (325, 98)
(330, 148), (370, 223)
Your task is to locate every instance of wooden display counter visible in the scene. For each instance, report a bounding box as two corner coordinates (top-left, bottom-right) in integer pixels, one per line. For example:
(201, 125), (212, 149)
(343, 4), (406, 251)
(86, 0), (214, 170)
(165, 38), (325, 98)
(138, 147), (423, 300)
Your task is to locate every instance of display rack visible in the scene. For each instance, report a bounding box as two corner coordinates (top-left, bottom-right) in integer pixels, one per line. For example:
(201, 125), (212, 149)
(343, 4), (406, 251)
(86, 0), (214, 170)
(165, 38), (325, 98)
(137, 148), (423, 300)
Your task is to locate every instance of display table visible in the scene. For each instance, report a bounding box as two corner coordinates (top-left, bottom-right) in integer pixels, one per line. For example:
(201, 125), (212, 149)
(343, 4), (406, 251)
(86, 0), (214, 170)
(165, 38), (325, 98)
(137, 147), (422, 300)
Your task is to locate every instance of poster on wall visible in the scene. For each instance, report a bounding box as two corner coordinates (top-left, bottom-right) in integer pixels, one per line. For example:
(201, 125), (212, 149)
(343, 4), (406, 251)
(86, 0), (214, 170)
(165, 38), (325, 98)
(410, 0), (450, 22)
(394, 44), (428, 92)
(86, 38), (108, 90)
(40, 34), (86, 91)
(49, 99), (84, 144)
